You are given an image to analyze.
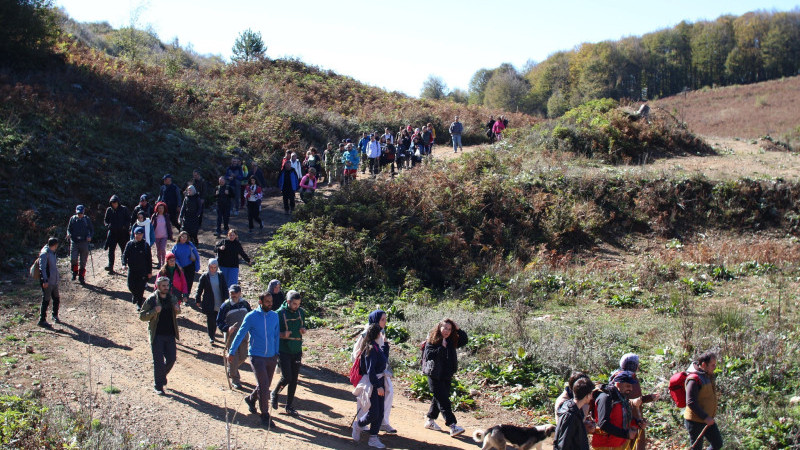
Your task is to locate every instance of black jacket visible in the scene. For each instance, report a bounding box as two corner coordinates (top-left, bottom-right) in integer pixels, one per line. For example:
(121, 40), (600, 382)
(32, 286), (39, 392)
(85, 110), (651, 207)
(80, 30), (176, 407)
(422, 329), (468, 380)
(158, 184), (180, 212)
(216, 184), (236, 208)
(122, 239), (152, 275)
(554, 398), (590, 450)
(104, 205), (130, 233)
(214, 238), (250, 268)
(179, 194), (202, 233)
(195, 271), (229, 313)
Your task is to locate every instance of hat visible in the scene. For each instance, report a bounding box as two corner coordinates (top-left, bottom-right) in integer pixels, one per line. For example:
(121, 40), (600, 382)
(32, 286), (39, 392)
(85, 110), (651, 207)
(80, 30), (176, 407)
(208, 258), (219, 266)
(611, 370), (637, 385)
(619, 353), (640, 372)
(345, 138), (352, 143)
(162, 174), (172, 180)
(228, 284), (241, 293)
(133, 227), (145, 235)
(75, 205), (85, 213)
(140, 194), (148, 202)
(165, 252), (175, 260)
(109, 195), (120, 204)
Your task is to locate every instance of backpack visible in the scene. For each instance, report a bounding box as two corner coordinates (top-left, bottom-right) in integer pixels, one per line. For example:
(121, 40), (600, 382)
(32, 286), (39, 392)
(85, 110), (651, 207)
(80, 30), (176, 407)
(349, 348), (368, 387)
(29, 257), (42, 280)
(668, 371), (700, 408)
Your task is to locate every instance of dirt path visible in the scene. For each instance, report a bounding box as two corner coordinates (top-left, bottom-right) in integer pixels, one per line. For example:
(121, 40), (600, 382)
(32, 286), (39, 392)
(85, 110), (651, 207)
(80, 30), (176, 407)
(8, 172), (555, 449)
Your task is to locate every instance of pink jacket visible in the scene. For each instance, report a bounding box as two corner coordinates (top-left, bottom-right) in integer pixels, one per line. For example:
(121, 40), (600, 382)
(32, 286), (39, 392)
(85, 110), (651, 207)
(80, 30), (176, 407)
(492, 120), (506, 134)
(299, 174), (317, 191)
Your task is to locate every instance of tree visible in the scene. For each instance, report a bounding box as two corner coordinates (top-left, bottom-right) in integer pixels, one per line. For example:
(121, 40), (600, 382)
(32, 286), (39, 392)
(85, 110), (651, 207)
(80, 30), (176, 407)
(447, 88), (469, 104)
(232, 28), (266, 63)
(483, 69), (530, 111)
(468, 68), (493, 105)
(0, 0), (59, 63)
(420, 75), (447, 100)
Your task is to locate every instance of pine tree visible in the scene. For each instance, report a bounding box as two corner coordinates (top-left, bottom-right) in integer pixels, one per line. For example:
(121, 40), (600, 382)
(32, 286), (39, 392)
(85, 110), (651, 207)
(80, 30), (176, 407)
(231, 29), (266, 63)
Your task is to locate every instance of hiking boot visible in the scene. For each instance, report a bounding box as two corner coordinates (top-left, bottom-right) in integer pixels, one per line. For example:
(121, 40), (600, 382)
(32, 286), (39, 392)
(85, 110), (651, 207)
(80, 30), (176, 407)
(260, 414), (276, 429)
(351, 421), (362, 442)
(37, 320), (52, 329)
(423, 418), (441, 431)
(79, 276), (86, 285)
(270, 391), (278, 410)
(285, 406), (299, 417)
(450, 424), (465, 437)
(72, 271), (77, 280)
(380, 423), (397, 434)
(368, 436), (386, 448)
(244, 395), (257, 414)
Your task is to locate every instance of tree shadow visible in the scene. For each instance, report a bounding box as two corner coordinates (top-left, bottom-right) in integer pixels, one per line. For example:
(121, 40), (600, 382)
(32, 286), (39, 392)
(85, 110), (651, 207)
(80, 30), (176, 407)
(296, 365), (353, 402)
(82, 283), (130, 303)
(57, 322), (133, 350)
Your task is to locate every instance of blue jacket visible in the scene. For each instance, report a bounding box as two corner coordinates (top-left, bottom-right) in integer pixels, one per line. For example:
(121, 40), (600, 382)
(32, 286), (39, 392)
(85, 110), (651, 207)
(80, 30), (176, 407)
(170, 242), (200, 271)
(342, 150), (360, 170)
(277, 169), (299, 192)
(358, 137), (370, 153)
(363, 341), (389, 387)
(229, 308), (280, 358)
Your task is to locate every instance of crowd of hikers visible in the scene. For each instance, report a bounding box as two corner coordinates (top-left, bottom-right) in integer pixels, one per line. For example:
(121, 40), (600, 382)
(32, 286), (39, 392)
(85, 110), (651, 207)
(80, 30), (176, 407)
(30, 113), (722, 449)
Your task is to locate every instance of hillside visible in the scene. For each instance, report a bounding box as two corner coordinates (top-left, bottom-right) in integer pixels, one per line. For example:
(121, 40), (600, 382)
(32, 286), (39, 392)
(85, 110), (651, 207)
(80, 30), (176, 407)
(652, 75), (800, 143)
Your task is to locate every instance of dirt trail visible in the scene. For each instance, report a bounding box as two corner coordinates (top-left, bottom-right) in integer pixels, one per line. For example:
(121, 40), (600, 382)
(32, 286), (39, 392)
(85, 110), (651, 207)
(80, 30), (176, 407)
(12, 160), (555, 450)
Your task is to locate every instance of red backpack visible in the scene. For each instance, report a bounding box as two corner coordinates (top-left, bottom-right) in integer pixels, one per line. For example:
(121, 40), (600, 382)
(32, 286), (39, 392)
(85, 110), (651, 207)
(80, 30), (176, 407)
(668, 371), (700, 407)
(349, 353), (363, 387)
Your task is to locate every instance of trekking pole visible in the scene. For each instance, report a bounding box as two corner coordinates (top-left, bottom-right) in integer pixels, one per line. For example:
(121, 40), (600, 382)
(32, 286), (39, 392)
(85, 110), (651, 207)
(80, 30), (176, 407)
(88, 244), (96, 280)
(691, 424), (710, 449)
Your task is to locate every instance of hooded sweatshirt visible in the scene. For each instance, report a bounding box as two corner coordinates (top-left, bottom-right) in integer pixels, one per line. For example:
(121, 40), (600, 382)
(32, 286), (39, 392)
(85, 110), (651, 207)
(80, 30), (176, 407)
(553, 398), (590, 450)
(228, 307), (279, 358)
(277, 293), (307, 355)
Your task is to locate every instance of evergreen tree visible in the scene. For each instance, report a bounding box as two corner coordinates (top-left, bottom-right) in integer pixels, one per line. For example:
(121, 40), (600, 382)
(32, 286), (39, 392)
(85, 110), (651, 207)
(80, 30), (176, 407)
(231, 28), (266, 63)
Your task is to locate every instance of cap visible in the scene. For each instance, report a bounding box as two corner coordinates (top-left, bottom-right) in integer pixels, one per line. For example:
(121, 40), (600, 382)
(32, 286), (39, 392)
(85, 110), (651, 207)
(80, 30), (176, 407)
(75, 205), (85, 213)
(165, 252), (175, 260)
(228, 284), (241, 293)
(345, 138), (352, 143)
(208, 258), (219, 266)
(611, 370), (637, 385)
(140, 194), (148, 202)
(162, 174), (172, 180)
(133, 227), (145, 235)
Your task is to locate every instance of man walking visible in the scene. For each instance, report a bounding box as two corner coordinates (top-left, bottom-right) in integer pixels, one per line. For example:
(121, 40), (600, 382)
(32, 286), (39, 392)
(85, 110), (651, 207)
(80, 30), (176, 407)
(228, 292), (280, 428)
(591, 371), (640, 450)
(215, 176), (235, 236)
(37, 237), (61, 328)
(449, 115), (464, 153)
(179, 185), (202, 246)
(366, 134), (381, 176)
(216, 284), (251, 388)
(67, 205), (93, 285)
(188, 169), (207, 228)
(139, 276), (181, 395)
(157, 174), (181, 230)
(103, 195), (130, 273)
(123, 227), (153, 310)
(271, 290), (307, 416)
(685, 351), (722, 450)
(225, 157), (245, 216)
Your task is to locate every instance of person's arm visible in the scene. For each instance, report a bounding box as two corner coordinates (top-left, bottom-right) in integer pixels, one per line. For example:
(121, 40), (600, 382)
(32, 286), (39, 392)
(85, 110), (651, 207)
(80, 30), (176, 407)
(236, 241), (250, 264)
(228, 313), (251, 356)
(139, 297), (158, 322)
(365, 348), (382, 387)
(195, 274), (206, 305)
(122, 241), (131, 267)
(455, 329), (468, 349)
(555, 410), (579, 450)
(216, 302), (229, 332)
(685, 378), (709, 420)
(87, 218), (94, 241)
(103, 208), (112, 227)
(191, 244), (200, 271)
(596, 394), (629, 438)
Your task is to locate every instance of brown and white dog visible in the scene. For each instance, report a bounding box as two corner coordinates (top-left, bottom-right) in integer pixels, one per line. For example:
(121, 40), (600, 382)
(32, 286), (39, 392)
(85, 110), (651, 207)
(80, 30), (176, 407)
(472, 424), (556, 450)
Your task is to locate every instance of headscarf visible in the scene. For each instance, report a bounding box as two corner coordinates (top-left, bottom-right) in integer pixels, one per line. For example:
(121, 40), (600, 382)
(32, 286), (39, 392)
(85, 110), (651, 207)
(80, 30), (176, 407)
(368, 309), (386, 327)
(267, 279), (281, 295)
(619, 353), (640, 372)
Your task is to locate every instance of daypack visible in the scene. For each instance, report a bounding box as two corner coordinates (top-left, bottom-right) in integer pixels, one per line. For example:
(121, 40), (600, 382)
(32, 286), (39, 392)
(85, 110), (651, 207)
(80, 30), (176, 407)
(29, 257), (42, 280)
(348, 348), (369, 387)
(668, 371), (700, 408)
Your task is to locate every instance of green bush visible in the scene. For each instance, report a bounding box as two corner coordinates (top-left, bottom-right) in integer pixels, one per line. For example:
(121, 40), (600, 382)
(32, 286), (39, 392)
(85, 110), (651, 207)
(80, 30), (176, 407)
(0, 394), (48, 446)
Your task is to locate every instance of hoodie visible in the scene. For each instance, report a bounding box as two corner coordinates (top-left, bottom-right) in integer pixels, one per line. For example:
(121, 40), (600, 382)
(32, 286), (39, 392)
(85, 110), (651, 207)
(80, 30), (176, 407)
(276, 293), (307, 355)
(228, 307), (280, 358)
(554, 398), (590, 450)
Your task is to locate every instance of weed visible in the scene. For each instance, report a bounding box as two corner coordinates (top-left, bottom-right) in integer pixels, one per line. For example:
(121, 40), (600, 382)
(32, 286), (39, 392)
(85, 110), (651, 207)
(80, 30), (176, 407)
(102, 386), (121, 395)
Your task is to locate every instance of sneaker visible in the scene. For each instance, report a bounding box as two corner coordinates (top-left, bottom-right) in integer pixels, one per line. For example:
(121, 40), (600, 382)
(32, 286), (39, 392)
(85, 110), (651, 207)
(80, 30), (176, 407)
(270, 392), (278, 410)
(154, 387), (165, 395)
(52, 316), (61, 324)
(423, 418), (441, 431)
(380, 424), (397, 434)
(37, 321), (52, 329)
(231, 381), (241, 390)
(79, 277), (86, 285)
(244, 395), (257, 414)
(209, 338), (215, 345)
(367, 436), (386, 448)
(285, 406), (299, 417)
(352, 421), (362, 442)
(450, 424), (465, 437)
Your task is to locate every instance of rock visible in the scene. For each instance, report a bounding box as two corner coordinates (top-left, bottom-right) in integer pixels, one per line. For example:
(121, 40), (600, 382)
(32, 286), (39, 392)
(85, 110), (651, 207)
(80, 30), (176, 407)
(469, 389), (480, 396)
(26, 346), (34, 354)
(0, 352), (7, 357)
(790, 396), (800, 406)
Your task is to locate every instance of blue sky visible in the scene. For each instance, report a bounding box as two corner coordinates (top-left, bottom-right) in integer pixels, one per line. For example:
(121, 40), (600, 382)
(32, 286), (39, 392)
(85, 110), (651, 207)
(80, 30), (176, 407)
(55, 0), (799, 96)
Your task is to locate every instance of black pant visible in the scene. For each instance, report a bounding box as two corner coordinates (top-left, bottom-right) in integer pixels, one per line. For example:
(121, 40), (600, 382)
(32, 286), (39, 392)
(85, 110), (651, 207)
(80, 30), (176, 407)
(368, 157), (379, 175)
(168, 206), (180, 230)
(216, 203), (230, 233)
(183, 228), (199, 247)
(685, 420), (723, 450)
(357, 377), (384, 436)
(127, 273), (148, 307)
(205, 311), (217, 340)
(182, 264), (196, 299)
(151, 334), (176, 390)
(273, 352), (302, 408)
(427, 376), (456, 426)
(247, 201), (263, 230)
(282, 189), (296, 212)
(40, 283), (60, 322)
(107, 231), (127, 269)
(249, 355), (278, 417)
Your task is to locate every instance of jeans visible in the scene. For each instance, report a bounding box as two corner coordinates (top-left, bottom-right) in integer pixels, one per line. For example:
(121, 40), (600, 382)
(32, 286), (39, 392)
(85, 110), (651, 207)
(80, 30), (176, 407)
(273, 352), (302, 409)
(452, 135), (462, 151)
(247, 201), (263, 230)
(155, 237), (168, 267)
(248, 355), (279, 416)
(70, 240), (89, 277)
(427, 376), (456, 426)
(151, 334), (176, 390)
(40, 283), (60, 322)
(685, 420), (723, 450)
(216, 203), (230, 233)
(219, 266), (238, 290)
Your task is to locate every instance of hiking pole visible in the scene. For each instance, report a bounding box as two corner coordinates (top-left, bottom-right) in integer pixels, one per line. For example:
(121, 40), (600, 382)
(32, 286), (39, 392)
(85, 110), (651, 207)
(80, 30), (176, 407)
(691, 424), (710, 449)
(88, 244), (96, 280)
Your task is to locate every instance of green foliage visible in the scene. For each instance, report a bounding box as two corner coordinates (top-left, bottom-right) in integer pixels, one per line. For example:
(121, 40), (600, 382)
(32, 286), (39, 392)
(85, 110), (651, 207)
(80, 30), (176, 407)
(385, 323), (409, 344)
(500, 381), (562, 410)
(231, 28), (266, 63)
(0, 0), (59, 64)
(0, 395), (48, 446)
(407, 375), (475, 411)
(681, 277), (714, 296)
(102, 385), (121, 394)
(420, 75), (447, 100)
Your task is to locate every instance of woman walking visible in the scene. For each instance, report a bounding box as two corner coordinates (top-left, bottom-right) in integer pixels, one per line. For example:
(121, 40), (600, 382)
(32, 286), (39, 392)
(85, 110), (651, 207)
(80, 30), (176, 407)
(195, 258), (228, 344)
(351, 323), (389, 448)
(352, 310), (396, 434)
(244, 176), (264, 233)
(151, 202), (173, 269)
(171, 231), (200, 302)
(215, 229), (250, 289)
(421, 318), (468, 437)
(158, 252), (188, 303)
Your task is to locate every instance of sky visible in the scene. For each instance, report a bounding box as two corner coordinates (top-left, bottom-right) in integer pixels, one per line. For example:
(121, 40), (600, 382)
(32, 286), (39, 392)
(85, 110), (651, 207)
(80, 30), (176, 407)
(55, 0), (800, 97)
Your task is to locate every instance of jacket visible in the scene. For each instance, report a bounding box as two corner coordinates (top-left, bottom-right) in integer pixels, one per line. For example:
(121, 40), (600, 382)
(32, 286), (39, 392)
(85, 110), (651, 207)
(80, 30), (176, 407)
(179, 194), (202, 233)
(131, 203), (154, 226)
(685, 364), (718, 423)
(170, 242), (200, 271)
(366, 140), (381, 158)
(39, 245), (58, 284)
(67, 215), (94, 242)
(277, 302), (307, 355)
(216, 183), (235, 208)
(139, 291), (180, 344)
(195, 271), (229, 313)
(225, 165), (245, 187)
(216, 298), (251, 332)
(492, 120), (506, 134)
(277, 169), (299, 192)
(363, 341), (389, 388)
(122, 239), (152, 274)
(130, 219), (154, 246)
(592, 385), (635, 448)
(299, 174), (317, 191)
(244, 184), (263, 202)
(449, 121), (463, 136)
(342, 149), (360, 170)
(151, 202), (173, 241)
(358, 137), (370, 153)
(104, 204), (130, 233)
(422, 329), (468, 380)
(158, 184), (180, 212)
(214, 238), (249, 268)
(158, 264), (188, 296)
(229, 308), (280, 358)
(554, 398), (590, 450)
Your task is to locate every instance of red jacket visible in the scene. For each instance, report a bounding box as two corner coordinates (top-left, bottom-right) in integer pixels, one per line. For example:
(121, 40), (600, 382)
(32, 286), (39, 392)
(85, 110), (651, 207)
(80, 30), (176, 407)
(591, 389), (636, 448)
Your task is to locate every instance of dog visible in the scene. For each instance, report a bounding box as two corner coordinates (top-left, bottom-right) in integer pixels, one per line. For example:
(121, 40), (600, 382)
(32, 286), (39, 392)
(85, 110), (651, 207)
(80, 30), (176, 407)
(472, 424), (556, 450)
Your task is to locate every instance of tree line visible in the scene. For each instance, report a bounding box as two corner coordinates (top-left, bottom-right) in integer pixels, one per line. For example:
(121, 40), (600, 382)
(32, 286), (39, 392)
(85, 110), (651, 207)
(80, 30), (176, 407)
(422, 10), (800, 117)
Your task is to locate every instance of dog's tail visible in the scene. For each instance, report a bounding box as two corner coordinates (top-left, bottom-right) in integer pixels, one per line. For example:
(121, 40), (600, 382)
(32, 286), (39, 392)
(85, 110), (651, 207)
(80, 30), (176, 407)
(472, 429), (486, 443)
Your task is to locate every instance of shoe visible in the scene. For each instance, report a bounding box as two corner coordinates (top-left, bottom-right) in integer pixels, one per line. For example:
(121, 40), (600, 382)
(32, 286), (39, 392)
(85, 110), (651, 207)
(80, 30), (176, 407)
(72, 272), (77, 280)
(260, 414), (276, 429)
(352, 421), (362, 442)
(52, 316), (61, 324)
(423, 418), (441, 431)
(79, 277), (86, 285)
(450, 424), (465, 437)
(209, 338), (215, 345)
(285, 406), (299, 417)
(37, 320), (52, 329)
(380, 424), (397, 434)
(154, 387), (165, 395)
(244, 395), (257, 414)
(270, 392), (278, 410)
(231, 381), (241, 390)
(368, 436), (386, 448)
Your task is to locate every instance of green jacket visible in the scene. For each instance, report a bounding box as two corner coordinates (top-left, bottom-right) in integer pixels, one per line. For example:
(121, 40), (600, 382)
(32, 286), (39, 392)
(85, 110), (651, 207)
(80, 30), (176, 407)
(139, 291), (181, 344)
(277, 302), (306, 355)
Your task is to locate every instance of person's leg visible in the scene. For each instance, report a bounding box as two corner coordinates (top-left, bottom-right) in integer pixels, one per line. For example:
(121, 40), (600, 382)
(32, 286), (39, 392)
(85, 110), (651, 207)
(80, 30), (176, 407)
(39, 284), (52, 324)
(433, 377), (456, 426)
(358, 385), (384, 437)
(107, 240), (116, 270)
(282, 191), (291, 212)
(289, 192), (295, 212)
(116, 234), (127, 268)
(382, 375), (394, 426)
(70, 242), (79, 279)
(151, 335), (166, 390)
(247, 202), (255, 230)
(701, 423), (723, 450)
(229, 337), (248, 384)
(78, 242), (89, 280)
(206, 312), (216, 340)
(182, 265), (196, 298)
(272, 352), (292, 399)
(254, 204), (263, 229)
(248, 356), (267, 413)
(50, 285), (61, 321)
(163, 335), (176, 381)
(685, 420), (712, 450)
(426, 376), (440, 420)
(135, 276), (147, 307)
(285, 352), (302, 409)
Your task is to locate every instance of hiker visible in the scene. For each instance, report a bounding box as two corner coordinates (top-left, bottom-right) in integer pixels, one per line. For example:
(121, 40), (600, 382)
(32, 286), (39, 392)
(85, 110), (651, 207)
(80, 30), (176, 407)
(179, 185), (202, 246)
(396, 130), (410, 170)
(271, 290), (308, 416)
(380, 141), (396, 175)
(351, 323), (390, 449)
(304, 147), (321, 177)
(267, 279), (285, 311)
(591, 370), (640, 450)
(278, 159), (299, 214)
(188, 169), (208, 227)
(215, 176), (235, 237)
(421, 318), (468, 437)
(249, 161), (267, 191)
(122, 227), (153, 310)
(358, 132), (370, 174)
(290, 152), (303, 180)
(225, 157), (246, 216)
(130, 194), (154, 227)
(426, 123), (436, 154)
(421, 126), (433, 157)
(67, 204), (93, 285)
(215, 229), (250, 289)
(157, 174), (181, 230)
(217, 285), (252, 388)
(228, 291), (281, 429)
(158, 252), (188, 303)
(103, 195), (130, 273)
(37, 237), (61, 328)
(486, 116), (496, 142)
(492, 117), (506, 141)
(684, 351), (722, 450)
(195, 258), (229, 345)
(411, 131), (424, 166)
(244, 176), (264, 233)
(139, 276), (181, 395)
(130, 211), (154, 247)
(554, 376), (594, 450)
(352, 310), (397, 434)
(611, 353), (660, 450)
(299, 168), (318, 203)
(151, 202), (173, 269)
(341, 143), (360, 184)
(554, 371), (596, 434)
(449, 115), (463, 153)
(324, 143), (342, 185)
(170, 231), (200, 302)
